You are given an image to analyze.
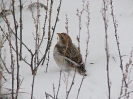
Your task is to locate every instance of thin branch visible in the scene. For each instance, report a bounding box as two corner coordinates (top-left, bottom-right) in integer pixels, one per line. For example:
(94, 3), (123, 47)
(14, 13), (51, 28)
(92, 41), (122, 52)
(76, 76), (85, 99)
(118, 91), (133, 99)
(3, 91), (36, 99)
(45, 49), (50, 72)
(38, 0), (48, 49)
(110, 0), (127, 97)
(31, 74), (35, 99)
(102, 0), (111, 99)
(11, 0), (20, 98)
(53, 84), (55, 99)
(56, 71), (62, 99)
(76, 0), (85, 50)
(0, 25), (33, 55)
(0, 56), (11, 74)
(41, 0), (62, 65)
(45, 92), (55, 99)
(0, 29), (31, 67)
(66, 69), (76, 99)
(19, 0), (23, 60)
(65, 14), (69, 34)
(41, 0), (53, 66)
(42, 0), (53, 71)
(84, 1), (90, 64)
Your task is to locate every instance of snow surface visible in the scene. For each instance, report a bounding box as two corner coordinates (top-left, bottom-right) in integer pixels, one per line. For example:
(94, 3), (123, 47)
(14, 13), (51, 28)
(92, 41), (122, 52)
(0, 0), (133, 99)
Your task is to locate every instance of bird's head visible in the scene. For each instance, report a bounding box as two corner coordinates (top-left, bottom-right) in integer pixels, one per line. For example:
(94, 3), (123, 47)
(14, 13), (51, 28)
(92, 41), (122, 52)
(57, 33), (72, 47)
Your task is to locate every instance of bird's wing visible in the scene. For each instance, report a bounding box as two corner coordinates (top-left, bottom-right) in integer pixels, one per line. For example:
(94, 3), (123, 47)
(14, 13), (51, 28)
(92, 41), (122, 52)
(56, 44), (84, 66)
(65, 44), (83, 65)
(64, 56), (80, 67)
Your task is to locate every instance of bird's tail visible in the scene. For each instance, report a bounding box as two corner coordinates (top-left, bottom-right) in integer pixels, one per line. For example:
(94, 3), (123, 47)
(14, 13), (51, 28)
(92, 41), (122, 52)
(77, 63), (87, 76)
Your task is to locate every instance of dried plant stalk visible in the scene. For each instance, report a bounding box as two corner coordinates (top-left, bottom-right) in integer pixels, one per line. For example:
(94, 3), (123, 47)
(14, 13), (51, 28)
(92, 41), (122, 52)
(110, 0), (128, 98)
(102, 0), (111, 99)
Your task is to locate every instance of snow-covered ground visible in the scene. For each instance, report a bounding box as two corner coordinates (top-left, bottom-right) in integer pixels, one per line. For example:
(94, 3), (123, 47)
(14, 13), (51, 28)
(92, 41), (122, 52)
(0, 0), (133, 99)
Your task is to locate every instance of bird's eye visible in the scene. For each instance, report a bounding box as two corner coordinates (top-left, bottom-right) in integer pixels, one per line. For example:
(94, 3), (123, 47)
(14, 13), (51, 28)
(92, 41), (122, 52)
(60, 36), (63, 39)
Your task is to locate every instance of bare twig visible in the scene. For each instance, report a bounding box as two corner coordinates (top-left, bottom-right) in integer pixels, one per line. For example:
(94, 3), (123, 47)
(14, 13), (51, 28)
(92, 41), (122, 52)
(30, 1), (41, 98)
(76, 0), (85, 50)
(76, 2), (90, 98)
(31, 74), (35, 99)
(76, 76), (85, 99)
(42, 0), (53, 72)
(84, 1), (90, 64)
(110, 0), (128, 97)
(38, 0), (48, 49)
(122, 48), (133, 99)
(65, 72), (69, 96)
(0, 35), (10, 74)
(5, 36), (31, 68)
(65, 14), (69, 34)
(3, 91), (36, 99)
(0, 76), (1, 96)
(102, 0), (111, 99)
(110, 0), (123, 74)
(0, 0), (15, 97)
(66, 69), (76, 99)
(11, 0), (20, 98)
(45, 50), (50, 72)
(0, 56), (11, 74)
(56, 71), (62, 99)
(45, 92), (55, 99)
(53, 84), (55, 99)
(118, 91), (133, 99)
(19, 0), (23, 60)
(41, 0), (62, 65)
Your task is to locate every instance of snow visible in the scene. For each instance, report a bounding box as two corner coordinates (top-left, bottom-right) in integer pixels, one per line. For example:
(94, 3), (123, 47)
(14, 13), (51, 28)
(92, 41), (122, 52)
(0, 0), (133, 99)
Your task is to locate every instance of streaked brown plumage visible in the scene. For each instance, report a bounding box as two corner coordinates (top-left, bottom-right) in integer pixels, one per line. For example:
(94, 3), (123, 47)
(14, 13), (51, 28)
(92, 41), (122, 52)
(53, 33), (86, 76)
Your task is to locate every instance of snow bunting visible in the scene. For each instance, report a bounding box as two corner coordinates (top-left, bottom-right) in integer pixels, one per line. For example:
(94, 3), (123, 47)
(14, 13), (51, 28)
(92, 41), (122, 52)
(53, 33), (87, 76)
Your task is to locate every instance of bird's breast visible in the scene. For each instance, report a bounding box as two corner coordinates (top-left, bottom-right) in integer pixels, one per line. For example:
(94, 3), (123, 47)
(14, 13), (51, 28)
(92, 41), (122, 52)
(53, 47), (70, 71)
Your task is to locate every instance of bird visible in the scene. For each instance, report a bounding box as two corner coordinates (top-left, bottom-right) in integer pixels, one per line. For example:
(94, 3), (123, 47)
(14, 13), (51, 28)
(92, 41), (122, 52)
(53, 33), (87, 76)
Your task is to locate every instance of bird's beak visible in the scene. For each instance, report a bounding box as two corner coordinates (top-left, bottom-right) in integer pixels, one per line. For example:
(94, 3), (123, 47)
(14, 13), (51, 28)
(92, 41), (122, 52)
(57, 33), (61, 37)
